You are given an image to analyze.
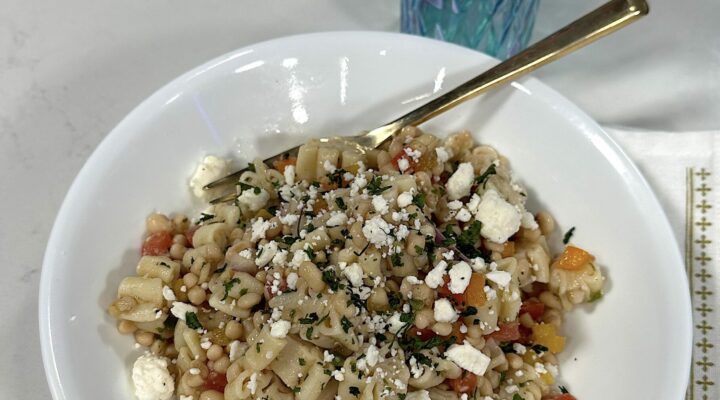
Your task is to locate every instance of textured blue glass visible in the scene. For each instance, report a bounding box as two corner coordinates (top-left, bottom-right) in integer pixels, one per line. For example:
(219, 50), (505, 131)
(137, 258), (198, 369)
(401, 0), (540, 60)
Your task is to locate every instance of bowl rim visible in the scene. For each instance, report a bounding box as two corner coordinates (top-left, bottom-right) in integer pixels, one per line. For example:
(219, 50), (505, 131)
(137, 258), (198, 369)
(38, 30), (692, 400)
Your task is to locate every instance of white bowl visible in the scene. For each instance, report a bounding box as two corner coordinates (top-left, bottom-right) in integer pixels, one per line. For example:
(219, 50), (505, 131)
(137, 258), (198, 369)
(39, 31), (691, 400)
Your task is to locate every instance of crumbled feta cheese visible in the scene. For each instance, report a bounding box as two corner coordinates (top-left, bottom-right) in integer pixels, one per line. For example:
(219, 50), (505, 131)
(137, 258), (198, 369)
(255, 241), (278, 267)
(425, 261), (448, 289)
(279, 213), (299, 226)
(189, 155), (230, 198)
(286, 272), (298, 290)
(534, 362), (548, 375)
(132, 353), (175, 400)
(372, 196), (389, 214)
(350, 174), (368, 196)
(332, 369), (345, 381)
(397, 191), (414, 208)
(326, 211), (348, 227)
(289, 249), (310, 268)
(474, 189), (521, 243)
(395, 224), (410, 241)
(447, 200), (463, 210)
(200, 338), (211, 349)
(366, 345), (380, 367)
(435, 146), (451, 163)
(270, 320), (291, 338)
(343, 263), (364, 287)
(386, 312), (405, 334)
(442, 250), (455, 260)
(237, 188), (269, 212)
(250, 218), (273, 241)
(397, 158), (410, 172)
(467, 193), (481, 213)
(324, 350), (335, 362)
(446, 162), (475, 200)
(170, 302), (197, 321)
(486, 270), (512, 288)
(247, 372), (258, 394)
(513, 343), (527, 354)
(189, 368), (200, 375)
(456, 208), (472, 222)
(448, 261), (472, 294)
(505, 385), (519, 394)
(445, 341), (491, 375)
(284, 165), (295, 185)
(404, 147), (422, 161)
(433, 298), (458, 322)
(470, 257), (486, 272)
(272, 249), (288, 266)
(323, 160), (337, 173)
(162, 286), (176, 301)
(362, 216), (392, 247)
(521, 211), (539, 230)
(229, 340), (243, 361)
(406, 276), (422, 285)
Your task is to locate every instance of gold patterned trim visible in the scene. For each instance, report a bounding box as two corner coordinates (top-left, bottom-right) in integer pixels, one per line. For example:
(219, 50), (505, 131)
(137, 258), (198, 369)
(686, 168), (716, 400)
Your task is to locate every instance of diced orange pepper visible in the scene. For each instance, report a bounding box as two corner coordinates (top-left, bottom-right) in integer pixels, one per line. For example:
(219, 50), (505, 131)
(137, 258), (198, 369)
(272, 156), (297, 174)
(501, 241), (516, 257)
(552, 245), (594, 271)
(531, 323), (566, 353)
(465, 273), (487, 307)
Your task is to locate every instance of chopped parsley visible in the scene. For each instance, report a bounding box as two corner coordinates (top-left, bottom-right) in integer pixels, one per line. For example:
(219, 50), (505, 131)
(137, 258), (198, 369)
(349, 387), (361, 397)
(341, 316), (352, 333)
(513, 394), (525, 400)
(530, 344), (549, 353)
(457, 220), (483, 258)
(303, 245), (316, 260)
(238, 182), (261, 194)
(185, 312), (203, 330)
(321, 269), (340, 291)
(281, 235), (298, 245)
(222, 278), (241, 301)
(563, 227), (576, 244)
(391, 252), (404, 267)
(559, 386), (569, 394)
(197, 212), (215, 223)
(246, 162), (256, 172)
(414, 245), (425, 255)
(475, 163), (497, 187)
(412, 192), (426, 208)
(299, 312), (319, 324)
(388, 291), (402, 309)
(158, 261), (171, 268)
(298, 358), (306, 366)
(335, 197), (347, 210)
(305, 326), (314, 339)
(326, 168), (348, 187)
(366, 176), (391, 195)
(460, 306), (478, 317)
(589, 291), (603, 302)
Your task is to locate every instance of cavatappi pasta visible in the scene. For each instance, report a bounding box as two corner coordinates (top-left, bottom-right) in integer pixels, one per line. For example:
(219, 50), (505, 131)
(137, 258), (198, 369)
(109, 127), (604, 400)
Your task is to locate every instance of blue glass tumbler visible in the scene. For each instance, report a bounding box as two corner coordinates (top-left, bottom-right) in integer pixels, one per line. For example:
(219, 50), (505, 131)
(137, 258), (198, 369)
(401, 0), (540, 60)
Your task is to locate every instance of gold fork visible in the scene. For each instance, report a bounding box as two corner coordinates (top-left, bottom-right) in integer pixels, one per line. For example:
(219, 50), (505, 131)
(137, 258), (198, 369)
(205, 0), (648, 203)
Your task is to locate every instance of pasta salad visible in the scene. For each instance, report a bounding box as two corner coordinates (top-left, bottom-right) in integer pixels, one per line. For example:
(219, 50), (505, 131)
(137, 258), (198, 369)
(108, 128), (604, 400)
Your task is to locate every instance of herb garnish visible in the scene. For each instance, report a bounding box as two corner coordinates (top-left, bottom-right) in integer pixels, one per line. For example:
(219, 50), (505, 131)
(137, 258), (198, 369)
(475, 164), (497, 188)
(563, 227), (576, 244)
(335, 197), (347, 210)
(366, 176), (391, 195)
(185, 312), (203, 330)
(222, 278), (241, 301)
(412, 192), (426, 208)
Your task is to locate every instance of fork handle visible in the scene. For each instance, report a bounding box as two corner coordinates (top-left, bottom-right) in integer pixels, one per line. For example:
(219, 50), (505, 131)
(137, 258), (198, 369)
(366, 0), (648, 143)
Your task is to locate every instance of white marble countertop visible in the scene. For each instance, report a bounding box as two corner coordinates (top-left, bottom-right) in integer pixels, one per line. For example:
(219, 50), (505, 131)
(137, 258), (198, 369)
(1, 0), (717, 398)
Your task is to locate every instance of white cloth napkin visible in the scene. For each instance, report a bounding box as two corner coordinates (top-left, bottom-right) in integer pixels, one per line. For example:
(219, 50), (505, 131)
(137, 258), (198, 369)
(605, 127), (719, 399)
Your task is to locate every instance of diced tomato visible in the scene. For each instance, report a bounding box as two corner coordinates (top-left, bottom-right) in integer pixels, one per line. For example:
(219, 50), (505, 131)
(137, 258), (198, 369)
(264, 275), (288, 300)
(544, 394), (577, 400)
(272, 156), (297, 174)
(184, 225), (198, 248)
(407, 326), (436, 341)
(520, 299), (545, 320)
(203, 371), (227, 392)
(141, 231), (173, 256)
(485, 322), (521, 342)
(446, 371), (478, 394)
(553, 245), (594, 271)
(390, 149), (418, 174)
(438, 276), (466, 307)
